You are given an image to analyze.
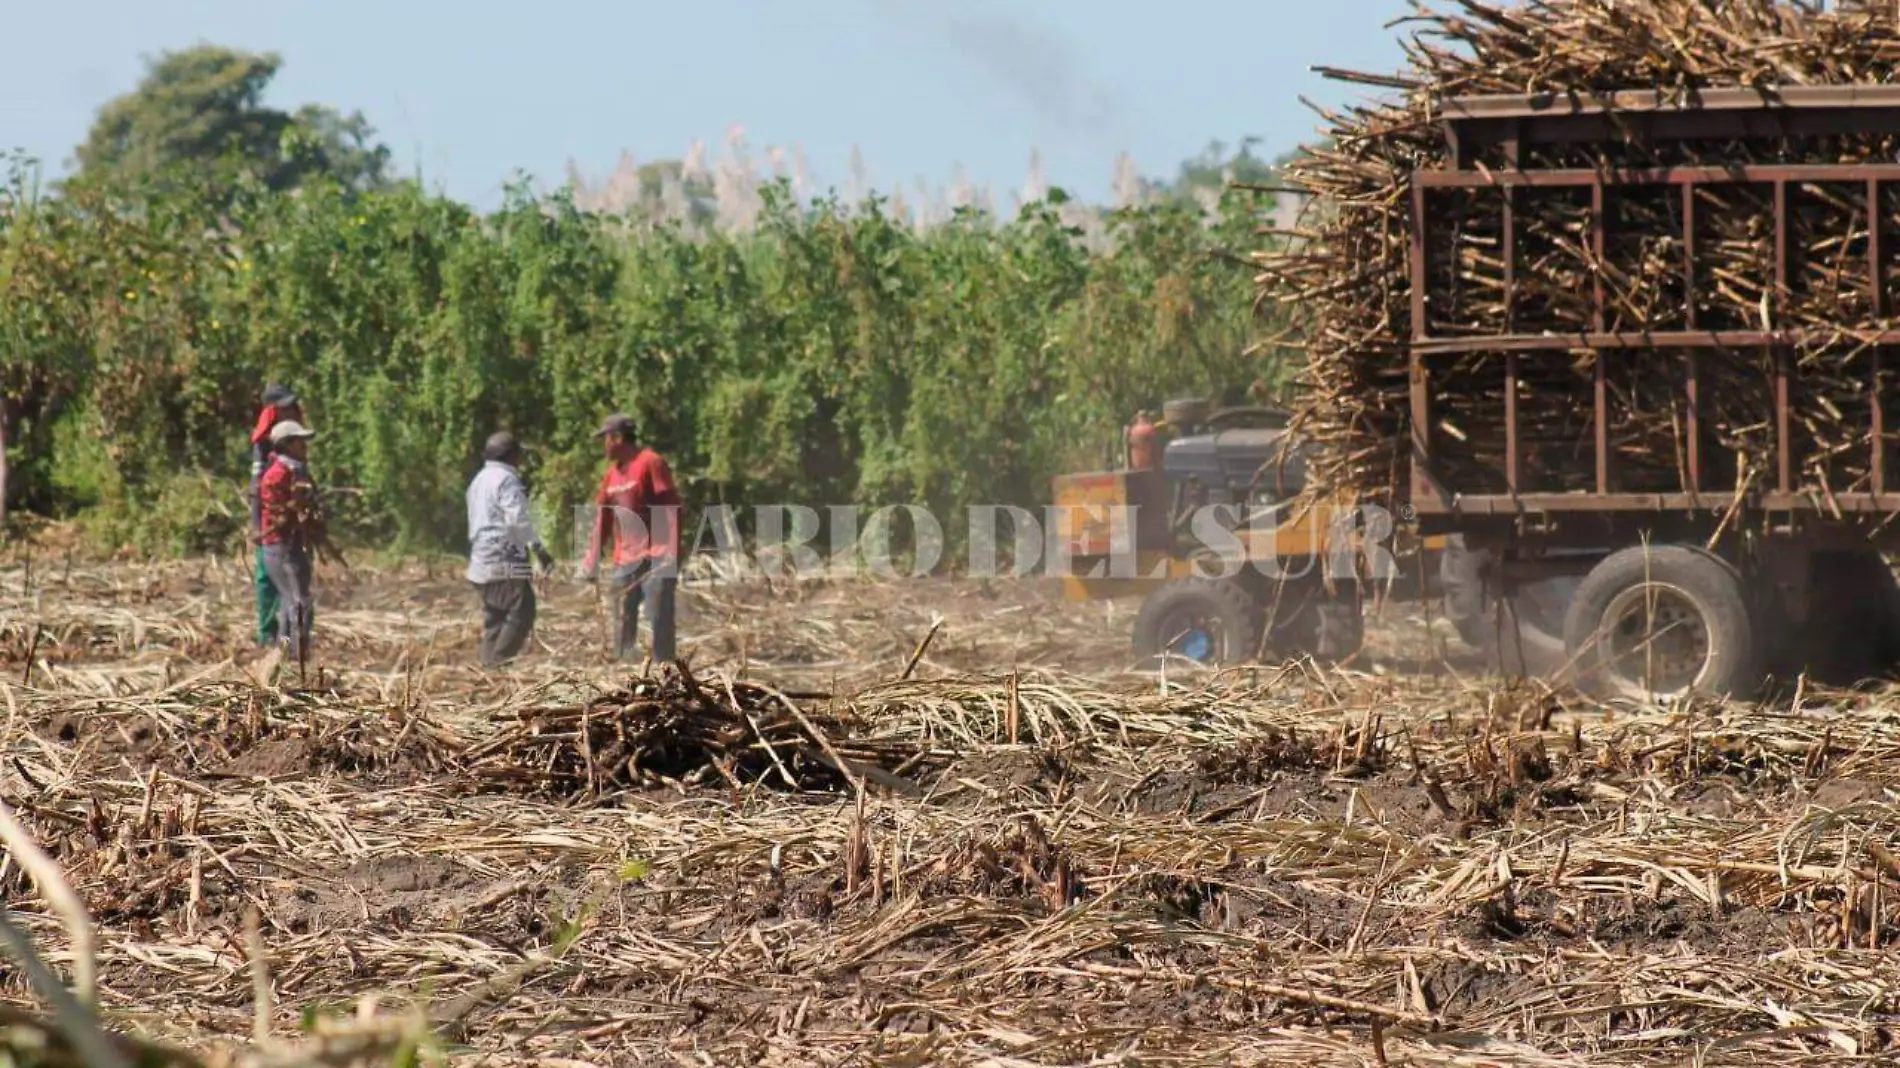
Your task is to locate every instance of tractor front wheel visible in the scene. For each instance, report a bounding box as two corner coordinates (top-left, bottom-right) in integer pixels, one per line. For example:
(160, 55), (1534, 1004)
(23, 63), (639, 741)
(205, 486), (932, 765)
(1132, 577), (1261, 667)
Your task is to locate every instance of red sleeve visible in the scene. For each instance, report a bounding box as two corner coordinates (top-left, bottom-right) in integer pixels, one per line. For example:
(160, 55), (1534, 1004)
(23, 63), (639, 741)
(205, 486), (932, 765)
(249, 406), (279, 445)
(644, 452), (681, 506)
(258, 462), (291, 529)
(259, 461), (291, 500)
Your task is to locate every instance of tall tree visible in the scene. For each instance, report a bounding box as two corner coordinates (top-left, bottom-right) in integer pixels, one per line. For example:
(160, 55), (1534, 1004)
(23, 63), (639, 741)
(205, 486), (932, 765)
(1174, 138), (1277, 191)
(1154, 138), (1279, 205)
(73, 45), (390, 196)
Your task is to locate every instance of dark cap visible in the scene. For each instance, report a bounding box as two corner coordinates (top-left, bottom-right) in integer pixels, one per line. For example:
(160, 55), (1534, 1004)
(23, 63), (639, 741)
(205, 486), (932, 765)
(594, 413), (637, 439)
(262, 384), (299, 409)
(483, 431), (522, 463)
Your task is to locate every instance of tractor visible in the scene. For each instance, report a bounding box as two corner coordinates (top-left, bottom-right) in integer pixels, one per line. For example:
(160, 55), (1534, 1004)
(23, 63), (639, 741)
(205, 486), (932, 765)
(1050, 397), (1457, 667)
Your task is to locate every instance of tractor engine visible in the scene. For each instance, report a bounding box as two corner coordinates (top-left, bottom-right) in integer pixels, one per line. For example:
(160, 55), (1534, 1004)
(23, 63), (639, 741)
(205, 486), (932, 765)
(1151, 399), (1307, 532)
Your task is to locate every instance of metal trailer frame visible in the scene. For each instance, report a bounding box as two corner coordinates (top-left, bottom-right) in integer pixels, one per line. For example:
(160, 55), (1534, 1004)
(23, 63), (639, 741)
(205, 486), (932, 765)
(1409, 86), (1900, 538)
(1402, 85), (1900, 654)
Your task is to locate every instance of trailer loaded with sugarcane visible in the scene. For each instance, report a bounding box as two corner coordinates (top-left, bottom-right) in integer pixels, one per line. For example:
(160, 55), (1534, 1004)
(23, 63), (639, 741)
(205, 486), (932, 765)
(1250, 0), (1900, 702)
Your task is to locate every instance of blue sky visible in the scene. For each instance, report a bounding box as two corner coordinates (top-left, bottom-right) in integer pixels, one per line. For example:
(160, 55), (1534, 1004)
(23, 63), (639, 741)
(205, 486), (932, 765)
(4, 0), (1416, 209)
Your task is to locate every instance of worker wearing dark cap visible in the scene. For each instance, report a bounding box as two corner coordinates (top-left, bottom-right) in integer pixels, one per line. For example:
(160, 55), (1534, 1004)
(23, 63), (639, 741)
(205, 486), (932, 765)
(247, 385), (304, 646)
(465, 431), (554, 667)
(579, 413), (681, 662)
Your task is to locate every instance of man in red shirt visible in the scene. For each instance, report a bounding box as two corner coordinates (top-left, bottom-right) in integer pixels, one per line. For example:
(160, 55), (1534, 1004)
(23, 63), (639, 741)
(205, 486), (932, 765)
(258, 420), (342, 663)
(580, 413), (682, 662)
(248, 385), (303, 646)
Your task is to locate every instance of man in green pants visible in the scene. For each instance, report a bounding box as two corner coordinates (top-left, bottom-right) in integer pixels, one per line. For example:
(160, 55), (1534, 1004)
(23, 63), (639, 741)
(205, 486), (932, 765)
(248, 385), (303, 646)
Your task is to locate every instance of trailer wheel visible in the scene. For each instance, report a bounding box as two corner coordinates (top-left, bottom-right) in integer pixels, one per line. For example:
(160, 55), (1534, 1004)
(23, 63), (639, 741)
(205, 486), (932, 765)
(1777, 551), (1900, 685)
(1438, 536), (1576, 677)
(1132, 577), (1261, 666)
(1855, 553), (1900, 672)
(1563, 544), (1758, 701)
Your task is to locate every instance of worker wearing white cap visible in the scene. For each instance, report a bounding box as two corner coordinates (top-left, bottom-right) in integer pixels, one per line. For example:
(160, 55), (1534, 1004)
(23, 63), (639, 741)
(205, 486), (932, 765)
(257, 420), (340, 663)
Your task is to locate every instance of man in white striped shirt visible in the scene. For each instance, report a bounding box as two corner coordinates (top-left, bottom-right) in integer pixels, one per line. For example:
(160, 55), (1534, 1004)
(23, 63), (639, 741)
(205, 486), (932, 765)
(466, 432), (554, 666)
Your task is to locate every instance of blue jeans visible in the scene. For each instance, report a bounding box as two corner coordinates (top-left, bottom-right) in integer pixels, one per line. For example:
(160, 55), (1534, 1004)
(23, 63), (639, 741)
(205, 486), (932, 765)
(612, 560), (677, 662)
(261, 544), (313, 662)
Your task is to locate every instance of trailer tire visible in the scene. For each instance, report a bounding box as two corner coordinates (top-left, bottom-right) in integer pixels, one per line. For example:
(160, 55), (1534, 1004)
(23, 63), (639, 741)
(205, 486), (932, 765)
(1777, 551), (1900, 686)
(1563, 544), (1759, 701)
(1132, 577), (1262, 667)
(1438, 535), (1574, 677)
(1860, 554), (1900, 672)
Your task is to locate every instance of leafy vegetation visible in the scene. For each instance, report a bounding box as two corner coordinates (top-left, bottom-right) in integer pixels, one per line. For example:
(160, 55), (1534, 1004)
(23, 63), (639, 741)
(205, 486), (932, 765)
(73, 45), (391, 199)
(0, 51), (1291, 559)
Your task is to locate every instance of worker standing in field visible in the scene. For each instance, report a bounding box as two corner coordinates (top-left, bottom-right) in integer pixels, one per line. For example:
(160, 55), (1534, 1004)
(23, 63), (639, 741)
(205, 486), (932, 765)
(579, 413), (681, 663)
(466, 431), (555, 667)
(258, 420), (344, 664)
(248, 385), (303, 646)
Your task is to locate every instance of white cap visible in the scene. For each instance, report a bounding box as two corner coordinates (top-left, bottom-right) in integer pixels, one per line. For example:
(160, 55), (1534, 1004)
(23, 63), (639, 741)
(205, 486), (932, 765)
(270, 420), (316, 445)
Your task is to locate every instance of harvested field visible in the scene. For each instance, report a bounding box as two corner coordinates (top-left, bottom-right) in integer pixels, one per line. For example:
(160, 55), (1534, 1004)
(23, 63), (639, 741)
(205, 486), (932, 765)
(2, 552), (1899, 1065)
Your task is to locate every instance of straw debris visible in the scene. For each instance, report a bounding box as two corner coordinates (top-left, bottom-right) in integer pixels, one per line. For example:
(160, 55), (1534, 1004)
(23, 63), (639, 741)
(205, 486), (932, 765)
(2, 556), (1898, 1064)
(463, 663), (931, 796)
